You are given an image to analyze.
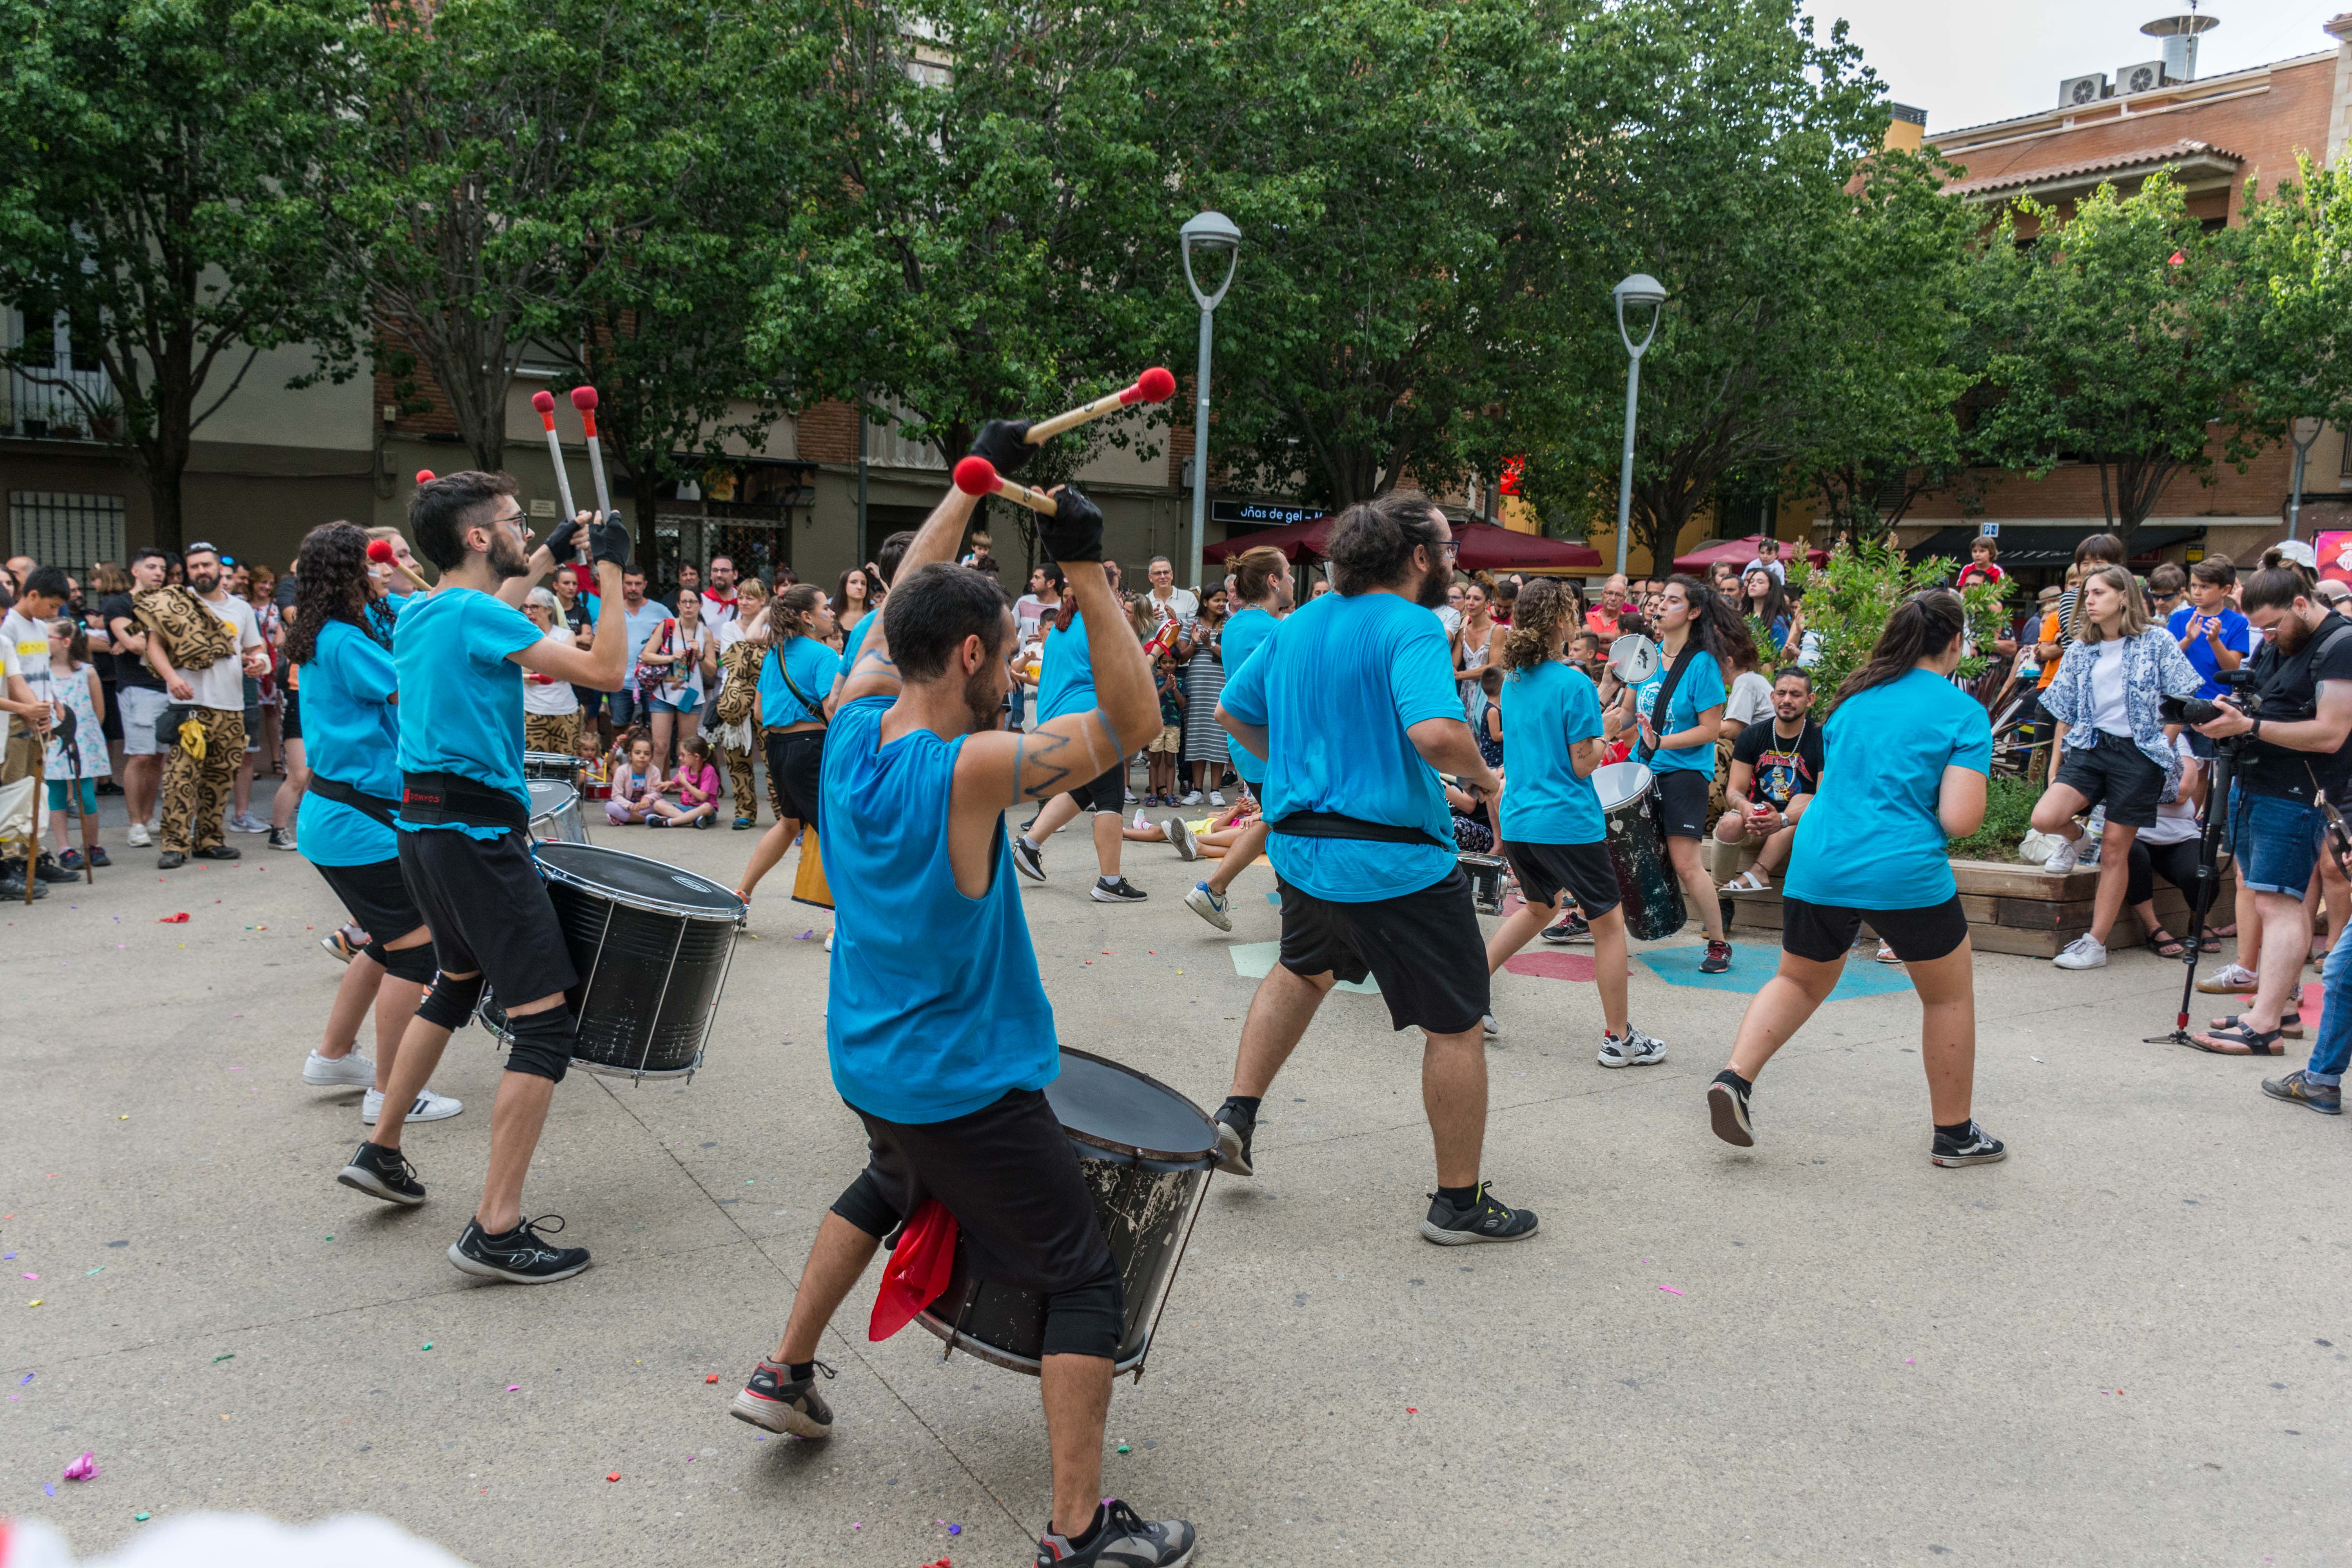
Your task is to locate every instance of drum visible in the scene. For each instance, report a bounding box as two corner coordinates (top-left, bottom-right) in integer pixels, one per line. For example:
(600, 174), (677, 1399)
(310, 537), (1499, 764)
(1459, 852), (1508, 914)
(477, 843), (745, 1081)
(523, 750), (582, 784)
(526, 780), (590, 845)
(916, 1050), (1218, 1380)
(1592, 760), (1687, 942)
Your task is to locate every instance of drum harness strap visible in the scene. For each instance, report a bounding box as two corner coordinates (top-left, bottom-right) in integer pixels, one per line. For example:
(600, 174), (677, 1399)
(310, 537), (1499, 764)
(1269, 811), (1453, 851)
(1638, 641), (1702, 765)
(397, 771), (530, 833)
(306, 773), (402, 828)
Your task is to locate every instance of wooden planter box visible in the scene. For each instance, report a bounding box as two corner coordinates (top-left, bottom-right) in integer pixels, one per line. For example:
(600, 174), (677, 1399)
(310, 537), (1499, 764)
(1725, 856), (2235, 959)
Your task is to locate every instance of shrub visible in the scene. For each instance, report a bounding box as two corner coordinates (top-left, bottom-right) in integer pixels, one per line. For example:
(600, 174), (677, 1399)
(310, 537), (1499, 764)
(1946, 774), (2044, 861)
(1789, 540), (2010, 714)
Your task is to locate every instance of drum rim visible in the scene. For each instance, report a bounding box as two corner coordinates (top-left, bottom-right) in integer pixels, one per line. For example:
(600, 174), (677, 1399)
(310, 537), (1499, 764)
(1592, 759), (1655, 812)
(909, 1305), (1147, 1378)
(523, 750), (583, 768)
(530, 841), (747, 923)
(527, 780), (579, 813)
(1054, 1046), (1220, 1167)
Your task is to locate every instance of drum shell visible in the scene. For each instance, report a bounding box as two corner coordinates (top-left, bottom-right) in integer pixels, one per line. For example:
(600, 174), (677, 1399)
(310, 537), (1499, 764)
(526, 782), (590, 846)
(523, 751), (583, 784)
(1593, 761), (1687, 942)
(1459, 852), (1507, 913)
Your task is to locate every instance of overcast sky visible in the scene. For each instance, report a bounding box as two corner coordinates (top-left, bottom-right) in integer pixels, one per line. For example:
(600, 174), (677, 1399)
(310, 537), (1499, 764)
(1800, 0), (2346, 132)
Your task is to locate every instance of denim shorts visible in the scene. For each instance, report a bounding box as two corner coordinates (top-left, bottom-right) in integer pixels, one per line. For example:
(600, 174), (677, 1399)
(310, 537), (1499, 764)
(647, 694), (699, 716)
(2229, 787), (2324, 896)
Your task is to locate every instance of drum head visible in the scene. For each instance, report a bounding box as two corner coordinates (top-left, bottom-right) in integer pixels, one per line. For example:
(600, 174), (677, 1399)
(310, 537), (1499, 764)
(1047, 1049), (1217, 1164)
(534, 842), (743, 919)
(1592, 760), (1655, 813)
(527, 780), (576, 817)
(1608, 635), (1661, 686)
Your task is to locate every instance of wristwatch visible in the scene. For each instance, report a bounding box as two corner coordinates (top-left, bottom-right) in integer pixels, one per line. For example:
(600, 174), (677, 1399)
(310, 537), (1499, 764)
(2250, 717), (2263, 743)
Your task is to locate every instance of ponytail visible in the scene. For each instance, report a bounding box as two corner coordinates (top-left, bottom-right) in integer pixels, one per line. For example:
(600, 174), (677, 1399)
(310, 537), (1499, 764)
(1833, 590), (1965, 710)
(1498, 578), (1575, 673)
(772, 583), (826, 642)
(1666, 573), (1755, 672)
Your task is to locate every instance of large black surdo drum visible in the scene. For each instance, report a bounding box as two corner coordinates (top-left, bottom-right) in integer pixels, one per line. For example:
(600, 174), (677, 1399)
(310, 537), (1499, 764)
(477, 842), (745, 1081)
(916, 1050), (1218, 1379)
(1592, 760), (1688, 942)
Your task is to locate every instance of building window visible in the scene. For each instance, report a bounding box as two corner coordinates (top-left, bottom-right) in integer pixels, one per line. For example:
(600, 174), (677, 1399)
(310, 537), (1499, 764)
(9, 491), (126, 575)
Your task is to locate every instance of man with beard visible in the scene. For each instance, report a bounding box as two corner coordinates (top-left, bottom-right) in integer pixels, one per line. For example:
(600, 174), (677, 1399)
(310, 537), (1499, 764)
(143, 543), (268, 869)
(1207, 494), (1536, 1246)
(334, 471), (633, 1285)
(699, 554), (739, 631)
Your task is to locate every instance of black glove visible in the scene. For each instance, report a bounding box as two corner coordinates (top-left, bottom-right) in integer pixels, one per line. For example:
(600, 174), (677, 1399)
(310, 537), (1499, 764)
(588, 514), (632, 570)
(544, 513), (586, 562)
(969, 419), (1034, 476)
(1038, 485), (1104, 565)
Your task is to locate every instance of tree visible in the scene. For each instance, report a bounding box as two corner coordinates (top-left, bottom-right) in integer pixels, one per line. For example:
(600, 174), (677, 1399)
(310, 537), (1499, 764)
(1966, 173), (2230, 557)
(2218, 154), (2352, 530)
(0, 0), (361, 550)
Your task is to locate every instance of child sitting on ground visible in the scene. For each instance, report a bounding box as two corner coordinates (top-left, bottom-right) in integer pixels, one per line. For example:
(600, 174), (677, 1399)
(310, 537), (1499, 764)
(648, 734), (721, 828)
(606, 731), (662, 824)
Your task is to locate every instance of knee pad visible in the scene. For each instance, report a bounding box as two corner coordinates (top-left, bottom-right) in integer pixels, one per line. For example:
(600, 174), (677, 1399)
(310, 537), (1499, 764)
(501, 1005), (577, 1083)
(829, 1170), (902, 1240)
(415, 971), (486, 1031)
(378, 941), (437, 985)
(1039, 1257), (1125, 1361)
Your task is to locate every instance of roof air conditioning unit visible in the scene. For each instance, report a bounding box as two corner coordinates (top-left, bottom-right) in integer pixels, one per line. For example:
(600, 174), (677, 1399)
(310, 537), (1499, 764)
(2115, 59), (2168, 95)
(2059, 73), (2108, 107)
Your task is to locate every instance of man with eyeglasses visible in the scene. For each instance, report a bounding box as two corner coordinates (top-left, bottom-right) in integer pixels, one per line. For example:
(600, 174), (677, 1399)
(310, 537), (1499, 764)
(145, 542), (269, 869)
(1209, 494), (1539, 1246)
(334, 470), (634, 1286)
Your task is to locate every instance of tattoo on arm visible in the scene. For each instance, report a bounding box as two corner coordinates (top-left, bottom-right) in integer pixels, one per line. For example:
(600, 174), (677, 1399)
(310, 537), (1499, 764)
(852, 648), (900, 684)
(1014, 728), (1074, 801)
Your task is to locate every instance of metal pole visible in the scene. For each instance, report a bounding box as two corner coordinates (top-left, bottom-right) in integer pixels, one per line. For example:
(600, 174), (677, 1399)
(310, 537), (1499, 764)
(1613, 354), (1641, 576)
(1188, 305), (1213, 592)
(2289, 434), (2310, 541)
(855, 386), (869, 567)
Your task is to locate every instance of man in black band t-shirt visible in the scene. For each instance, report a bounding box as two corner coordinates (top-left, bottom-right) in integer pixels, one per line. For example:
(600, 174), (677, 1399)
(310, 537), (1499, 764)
(100, 547), (171, 847)
(1715, 667), (1823, 893)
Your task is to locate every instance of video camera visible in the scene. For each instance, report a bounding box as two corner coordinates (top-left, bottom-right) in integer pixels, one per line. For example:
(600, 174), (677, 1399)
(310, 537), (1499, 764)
(2160, 668), (2263, 729)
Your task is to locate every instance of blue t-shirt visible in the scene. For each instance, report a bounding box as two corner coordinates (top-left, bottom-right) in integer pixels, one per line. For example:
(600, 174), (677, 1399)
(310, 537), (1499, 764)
(1219, 605), (1279, 782)
(837, 609), (877, 689)
(759, 636), (840, 726)
(1784, 668), (1991, 910)
(295, 619), (401, 867)
(822, 694), (1057, 1123)
(1219, 591), (1461, 902)
(1035, 613), (1094, 725)
(392, 589), (543, 837)
(1497, 660), (1606, 846)
(2167, 604), (2250, 701)
(1630, 647), (1726, 773)
(622, 598), (671, 691)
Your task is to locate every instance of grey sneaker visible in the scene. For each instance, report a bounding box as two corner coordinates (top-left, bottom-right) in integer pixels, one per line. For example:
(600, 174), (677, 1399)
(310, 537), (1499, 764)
(730, 1358), (836, 1437)
(1034, 1499), (1195, 1568)
(2262, 1069), (2343, 1115)
(1598, 1025), (1667, 1069)
(1166, 817), (1196, 861)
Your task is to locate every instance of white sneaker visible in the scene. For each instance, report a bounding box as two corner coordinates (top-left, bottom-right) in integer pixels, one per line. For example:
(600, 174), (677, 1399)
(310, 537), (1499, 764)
(1166, 817), (1197, 861)
(126, 822), (152, 848)
(824, 931), (834, 952)
(2053, 934), (2107, 970)
(2196, 962), (2259, 994)
(1181, 790), (1204, 806)
(1123, 788), (1139, 805)
(1481, 1013), (1501, 1038)
(2043, 833), (2084, 875)
(361, 1087), (463, 1124)
(1208, 791), (1225, 807)
(303, 1049), (375, 1087)
(1131, 808), (1149, 831)
(1597, 1025), (1668, 1068)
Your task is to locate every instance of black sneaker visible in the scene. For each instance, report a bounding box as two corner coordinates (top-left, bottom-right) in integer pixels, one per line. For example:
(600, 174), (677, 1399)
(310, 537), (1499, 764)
(1540, 911), (1590, 944)
(1090, 877), (1147, 903)
(1011, 834), (1047, 882)
(1929, 1122), (2007, 1168)
(1212, 1107), (1254, 1177)
(267, 827), (296, 850)
(337, 1140), (426, 1206)
(1419, 1182), (1538, 1245)
(33, 855), (78, 884)
(85, 846), (111, 868)
(1699, 939), (1732, 974)
(1034, 1498), (1196, 1568)
(0, 870), (47, 900)
(155, 850), (187, 869)
(190, 843), (241, 861)
(448, 1214), (590, 1283)
(728, 1357), (836, 1437)
(1707, 1071), (1753, 1147)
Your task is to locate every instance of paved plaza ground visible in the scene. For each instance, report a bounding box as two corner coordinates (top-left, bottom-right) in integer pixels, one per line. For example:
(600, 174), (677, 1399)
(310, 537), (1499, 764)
(4, 782), (2350, 1565)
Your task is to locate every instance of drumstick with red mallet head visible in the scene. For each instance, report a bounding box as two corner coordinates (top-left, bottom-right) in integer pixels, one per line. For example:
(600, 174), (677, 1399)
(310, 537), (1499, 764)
(952, 455), (1058, 516)
(570, 387), (616, 538)
(367, 537), (431, 592)
(1022, 367), (1176, 444)
(531, 392), (583, 542)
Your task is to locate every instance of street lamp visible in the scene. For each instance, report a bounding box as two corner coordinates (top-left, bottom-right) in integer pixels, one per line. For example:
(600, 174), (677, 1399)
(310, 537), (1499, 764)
(2289, 414), (2323, 540)
(1612, 272), (1666, 577)
(1181, 210), (1242, 593)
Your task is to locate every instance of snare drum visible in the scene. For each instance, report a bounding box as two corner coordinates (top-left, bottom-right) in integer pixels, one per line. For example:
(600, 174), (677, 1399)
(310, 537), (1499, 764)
(1592, 760), (1687, 942)
(478, 843), (745, 1081)
(526, 780), (590, 845)
(916, 1050), (1217, 1380)
(1459, 852), (1508, 914)
(523, 750), (582, 784)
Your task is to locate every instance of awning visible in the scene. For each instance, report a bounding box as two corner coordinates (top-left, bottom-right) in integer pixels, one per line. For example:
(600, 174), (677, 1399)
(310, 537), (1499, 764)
(1672, 534), (1829, 573)
(1907, 523), (2204, 569)
(1203, 515), (1602, 573)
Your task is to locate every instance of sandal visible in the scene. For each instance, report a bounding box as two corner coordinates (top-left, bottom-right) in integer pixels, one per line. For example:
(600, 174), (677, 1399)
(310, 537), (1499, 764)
(1874, 938), (1902, 965)
(2149, 927), (2186, 958)
(2197, 931), (2223, 952)
(2186, 1023), (2288, 1056)
(2209, 1011), (2303, 1040)
(1720, 868), (1772, 895)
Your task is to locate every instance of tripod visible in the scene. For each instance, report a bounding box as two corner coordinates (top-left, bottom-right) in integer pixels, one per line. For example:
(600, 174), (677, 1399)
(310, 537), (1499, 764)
(2145, 738), (2245, 1047)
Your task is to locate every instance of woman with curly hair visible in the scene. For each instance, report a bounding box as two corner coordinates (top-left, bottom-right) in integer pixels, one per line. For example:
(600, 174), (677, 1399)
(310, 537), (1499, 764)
(286, 521), (458, 1128)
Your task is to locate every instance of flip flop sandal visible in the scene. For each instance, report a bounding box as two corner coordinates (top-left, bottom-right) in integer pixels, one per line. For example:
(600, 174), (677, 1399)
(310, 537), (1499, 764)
(1720, 869), (1772, 895)
(2210, 1011), (2303, 1040)
(2186, 1023), (2287, 1056)
(1874, 939), (1903, 965)
(2149, 927), (2187, 958)
(2197, 931), (2224, 952)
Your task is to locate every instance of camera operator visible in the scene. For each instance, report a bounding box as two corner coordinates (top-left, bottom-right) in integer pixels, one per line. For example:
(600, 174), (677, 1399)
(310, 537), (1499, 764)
(2189, 566), (2352, 1056)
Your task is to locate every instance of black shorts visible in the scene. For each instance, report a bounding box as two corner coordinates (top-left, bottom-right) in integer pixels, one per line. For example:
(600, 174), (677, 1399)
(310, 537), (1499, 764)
(1065, 757), (1127, 814)
(280, 688), (302, 742)
(1279, 866), (1490, 1035)
(395, 826), (577, 1008)
(314, 855), (426, 943)
(1782, 895), (1969, 964)
(1653, 768), (1711, 839)
(1500, 838), (1622, 919)
(99, 677), (122, 741)
(835, 1087), (1122, 1359)
(765, 730), (825, 828)
(2054, 738), (2164, 828)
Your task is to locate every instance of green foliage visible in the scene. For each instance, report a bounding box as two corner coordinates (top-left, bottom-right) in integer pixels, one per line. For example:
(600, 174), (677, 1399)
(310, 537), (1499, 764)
(2217, 154), (2352, 474)
(1946, 774), (2043, 862)
(1788, 539), (2008, 713)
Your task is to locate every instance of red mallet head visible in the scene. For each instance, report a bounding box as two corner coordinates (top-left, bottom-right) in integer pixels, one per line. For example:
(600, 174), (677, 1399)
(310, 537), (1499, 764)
(532, 390), (557, 427)
(569, 386), (599, 412)
(952, 455), (1000, 496)
(414, 469), (436, 485)
(1128, 366), (1177, 405)
(366, 540), (395, 566)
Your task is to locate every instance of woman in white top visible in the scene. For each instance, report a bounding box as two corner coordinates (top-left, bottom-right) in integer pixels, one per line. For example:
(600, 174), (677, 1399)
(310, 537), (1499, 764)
(1452, 580), (1497, 719)
(521, 587), (586, 757)
(637, 588), (718, 777)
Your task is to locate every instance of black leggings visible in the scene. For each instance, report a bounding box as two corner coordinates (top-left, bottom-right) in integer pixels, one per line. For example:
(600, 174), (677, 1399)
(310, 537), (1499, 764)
(2126, 836), (2206, 914)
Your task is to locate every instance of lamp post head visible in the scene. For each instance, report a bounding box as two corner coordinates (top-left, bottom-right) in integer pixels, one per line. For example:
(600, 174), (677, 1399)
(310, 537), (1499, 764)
(1614, 272), (1666, 358)
(1181, 210), (1243, 312)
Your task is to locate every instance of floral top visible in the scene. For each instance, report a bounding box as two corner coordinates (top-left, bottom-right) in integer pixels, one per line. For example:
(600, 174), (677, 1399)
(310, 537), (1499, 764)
(2041, 623), (2202, 788)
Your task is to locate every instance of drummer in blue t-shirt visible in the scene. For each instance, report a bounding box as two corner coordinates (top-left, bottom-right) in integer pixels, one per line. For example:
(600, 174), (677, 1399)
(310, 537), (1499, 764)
(1182, 543), (1291, 931)
(1607, 575), (1753, 974)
